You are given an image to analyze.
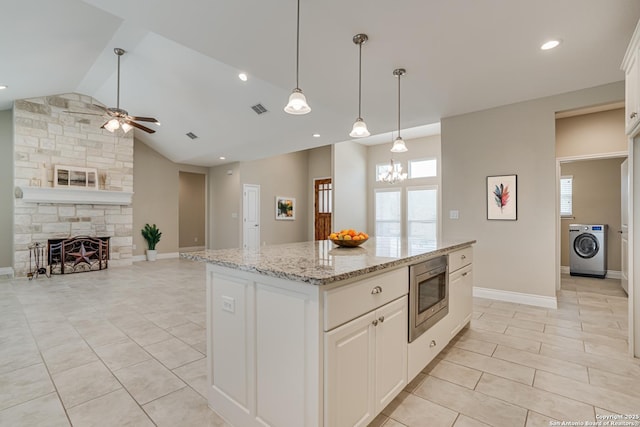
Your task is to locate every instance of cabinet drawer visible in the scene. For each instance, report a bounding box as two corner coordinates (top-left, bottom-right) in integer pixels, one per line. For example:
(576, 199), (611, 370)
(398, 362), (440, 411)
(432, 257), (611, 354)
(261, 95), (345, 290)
(449, 246), (472, 272)
(324, 268), (408, 331)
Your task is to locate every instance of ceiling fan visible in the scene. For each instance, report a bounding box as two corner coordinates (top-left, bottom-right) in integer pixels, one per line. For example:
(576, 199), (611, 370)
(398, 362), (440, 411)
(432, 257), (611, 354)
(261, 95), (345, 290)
(68, 48), (160, 134)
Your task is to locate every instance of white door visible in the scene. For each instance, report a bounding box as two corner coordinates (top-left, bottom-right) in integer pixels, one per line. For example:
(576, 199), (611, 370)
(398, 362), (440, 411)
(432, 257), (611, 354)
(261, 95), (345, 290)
(325, 311), (376, 427)
(622, 159), (629, 294)
(374, 297), (408, 414)
(243, 184), (260, 249)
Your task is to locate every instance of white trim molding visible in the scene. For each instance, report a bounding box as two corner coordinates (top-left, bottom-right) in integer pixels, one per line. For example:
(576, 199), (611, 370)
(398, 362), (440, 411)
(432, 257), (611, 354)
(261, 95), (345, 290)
(0, 267), (15, 278)
(179, 246), (206, 252)
(16, 186), (133, 205)
(473, 286), (558, 309)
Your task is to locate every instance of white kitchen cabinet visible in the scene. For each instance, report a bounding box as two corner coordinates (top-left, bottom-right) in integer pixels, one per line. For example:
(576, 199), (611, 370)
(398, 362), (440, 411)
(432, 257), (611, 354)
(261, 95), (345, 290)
(325, 296), (407, 427)
(623, 20), (640, 136)
(448, 264), (473, 338)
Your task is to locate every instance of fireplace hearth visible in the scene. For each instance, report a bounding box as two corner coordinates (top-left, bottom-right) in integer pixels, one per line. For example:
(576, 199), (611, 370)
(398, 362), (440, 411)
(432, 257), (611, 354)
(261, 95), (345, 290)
(48, 236), (110, 274)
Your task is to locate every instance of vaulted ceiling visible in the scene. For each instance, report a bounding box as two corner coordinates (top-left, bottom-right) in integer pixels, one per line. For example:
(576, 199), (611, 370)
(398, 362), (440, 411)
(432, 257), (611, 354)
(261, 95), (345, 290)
(2, 0), (639, 166)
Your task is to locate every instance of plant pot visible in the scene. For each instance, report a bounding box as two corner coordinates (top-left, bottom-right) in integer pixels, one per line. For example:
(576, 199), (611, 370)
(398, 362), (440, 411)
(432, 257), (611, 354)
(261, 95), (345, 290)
(146, 249), (158, 262)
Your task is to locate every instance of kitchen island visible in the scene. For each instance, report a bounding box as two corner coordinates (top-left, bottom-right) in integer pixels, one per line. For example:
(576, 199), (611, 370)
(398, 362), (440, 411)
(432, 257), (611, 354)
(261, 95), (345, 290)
(184, 237), (475, 427)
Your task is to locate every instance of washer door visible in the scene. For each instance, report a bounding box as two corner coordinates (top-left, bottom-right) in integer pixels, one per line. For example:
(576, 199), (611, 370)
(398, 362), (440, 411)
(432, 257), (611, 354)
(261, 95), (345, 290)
(573, 233), (599, 259)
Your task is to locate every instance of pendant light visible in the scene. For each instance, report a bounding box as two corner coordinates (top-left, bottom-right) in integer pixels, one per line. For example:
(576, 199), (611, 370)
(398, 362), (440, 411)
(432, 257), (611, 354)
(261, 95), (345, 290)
(390, 68), (408, 153)
(284, 0), (311, 115)
(349, 33), (370, 138)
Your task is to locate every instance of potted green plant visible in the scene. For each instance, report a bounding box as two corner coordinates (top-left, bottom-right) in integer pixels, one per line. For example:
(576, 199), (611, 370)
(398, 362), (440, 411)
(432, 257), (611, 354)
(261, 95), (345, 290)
(141, 223), (162, 261)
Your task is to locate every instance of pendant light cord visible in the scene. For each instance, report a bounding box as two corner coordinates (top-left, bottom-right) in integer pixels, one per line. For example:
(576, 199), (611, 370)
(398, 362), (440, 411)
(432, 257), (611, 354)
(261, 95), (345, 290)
(295, 0), (300, 89)
(116, 53), (121, 109)
(397, 72), (401, 138)
(358, 42), (362, 118)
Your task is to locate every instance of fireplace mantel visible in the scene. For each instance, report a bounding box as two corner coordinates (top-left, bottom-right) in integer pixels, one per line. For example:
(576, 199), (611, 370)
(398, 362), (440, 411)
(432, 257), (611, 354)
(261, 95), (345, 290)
(15, 186), (133, 205)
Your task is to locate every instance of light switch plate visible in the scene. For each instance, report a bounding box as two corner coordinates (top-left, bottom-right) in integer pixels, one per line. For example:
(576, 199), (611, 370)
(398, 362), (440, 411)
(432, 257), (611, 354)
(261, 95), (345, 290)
(449, 210), (459, 220)
(222, 296), (235, 313)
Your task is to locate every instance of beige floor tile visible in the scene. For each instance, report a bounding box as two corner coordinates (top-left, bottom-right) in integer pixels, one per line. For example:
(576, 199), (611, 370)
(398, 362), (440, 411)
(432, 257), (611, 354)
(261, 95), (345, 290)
(172, 357), (208, 398)
(428, 359), (482, 389)
(476, 373), (594, 421)
(166, 321), (205, 346)
(93, 339), (151, 371)
(470, 317), (508, 333)
(382, 391), (458, 427)
(453, 415), (491, 427)
(539, 343), (640, 378)
(52, 360), (121, 408)
(114, 358), (186, 405)
(414, 376), (527, 427)
(76, 323), (129, 349)
(67, 389), (154, 427)
(0, 363), (55, 411)
(505, 326), (584, 351)
(580, 322), (627, 339)
(588, 367), (640, 398)
(0, 392), (69, 427)
(462, 329), (541, 353)
(144, 337), (204, 369)
(124, 322), (174, 347)
(513, 312), (582, 330)
(403, 372), (427, 393)
(144, 312), (191, 329)
(368, 413), (390, 427)
(143, 387), (229, 427)
(479, 306), (516, 318)
(534, 370), (640, 415)
(453, 336), (497, 356)
(583, 339), (630, 358)
(41, 339), (99, 374)
(544, 324), (628, 350)
(492, 345), (589, 382)
(478, 313), (545, 332)
(443, 347), (535, 385)
(31, 325), (82, 351)
(525, 411), (559, 427)
(0, 337), (43, 375)
(382, 419), (407, 427)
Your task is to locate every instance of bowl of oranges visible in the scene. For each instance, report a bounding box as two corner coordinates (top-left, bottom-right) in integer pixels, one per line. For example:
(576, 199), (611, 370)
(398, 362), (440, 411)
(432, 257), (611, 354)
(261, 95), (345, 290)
(328, 229), (369, 247)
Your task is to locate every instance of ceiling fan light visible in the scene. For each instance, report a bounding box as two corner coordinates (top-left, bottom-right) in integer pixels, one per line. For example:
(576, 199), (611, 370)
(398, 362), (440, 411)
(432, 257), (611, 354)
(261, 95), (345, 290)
(349, 118), (370, 138)
(390, 137), (408, 153)
(284, 88), (311, 115)
(121, 121), (133, 133)
(104, 118), (120, 132)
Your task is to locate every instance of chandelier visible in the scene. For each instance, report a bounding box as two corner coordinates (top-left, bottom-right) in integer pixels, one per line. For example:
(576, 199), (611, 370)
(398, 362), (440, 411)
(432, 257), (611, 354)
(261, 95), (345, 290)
(378, 158), (407, 184)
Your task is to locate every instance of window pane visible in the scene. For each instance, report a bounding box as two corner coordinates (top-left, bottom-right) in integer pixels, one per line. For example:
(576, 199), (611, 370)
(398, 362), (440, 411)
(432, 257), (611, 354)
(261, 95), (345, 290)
(560, 176), (572, 216)
(375, 190), (401, 237)
(407, 187), (437, 242)
(409, 159), (437, 178)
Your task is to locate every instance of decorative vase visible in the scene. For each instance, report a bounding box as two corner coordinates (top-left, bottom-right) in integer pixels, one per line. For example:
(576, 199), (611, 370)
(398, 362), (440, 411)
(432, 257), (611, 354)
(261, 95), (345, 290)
(146, 249), (157, 261)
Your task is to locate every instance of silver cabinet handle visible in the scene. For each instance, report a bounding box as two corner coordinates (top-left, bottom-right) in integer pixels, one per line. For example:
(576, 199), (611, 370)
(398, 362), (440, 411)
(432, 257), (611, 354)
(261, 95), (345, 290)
(462, 272), (469, 277)
(631, 112), (638, 119)
(371, 286), (383, 295)
(430, 340), (437, 348)
(372, 319), (378, 326)
(378, 316), (385, 323)
(461, 254), (466, 260)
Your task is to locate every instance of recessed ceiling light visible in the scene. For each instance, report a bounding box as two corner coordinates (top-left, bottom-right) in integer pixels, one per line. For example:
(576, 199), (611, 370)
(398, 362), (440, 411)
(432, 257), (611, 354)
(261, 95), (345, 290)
(238, 73), (248, 82)
(540, 40), (561, 50)
(0, 85), (7, 90)
(312, 133), (320, 138)
(219, 156), (226, 160)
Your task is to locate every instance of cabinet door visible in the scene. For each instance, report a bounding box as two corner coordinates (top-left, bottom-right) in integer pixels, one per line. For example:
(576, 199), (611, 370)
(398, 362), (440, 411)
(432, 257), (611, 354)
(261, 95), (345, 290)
(374, 296), (408, 413)
(448, 265), (473, 338)
(325, 311), (376, 427)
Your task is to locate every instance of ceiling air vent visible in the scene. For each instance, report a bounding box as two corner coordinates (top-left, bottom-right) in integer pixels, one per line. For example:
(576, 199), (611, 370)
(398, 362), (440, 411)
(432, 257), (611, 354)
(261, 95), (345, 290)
(186, 132), (198, 140)
(251, 103), (268, 115)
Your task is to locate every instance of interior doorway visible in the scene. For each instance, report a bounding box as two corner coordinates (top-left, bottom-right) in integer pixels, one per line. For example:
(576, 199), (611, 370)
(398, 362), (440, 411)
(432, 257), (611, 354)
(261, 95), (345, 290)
(314, 178), (332, 240)
(178, 171), (206, 251)
(243, 184), (260, 249)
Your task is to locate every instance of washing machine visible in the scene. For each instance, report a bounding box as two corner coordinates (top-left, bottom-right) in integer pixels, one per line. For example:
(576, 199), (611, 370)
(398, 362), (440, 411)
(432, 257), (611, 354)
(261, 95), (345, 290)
(569, 224), (608, 278)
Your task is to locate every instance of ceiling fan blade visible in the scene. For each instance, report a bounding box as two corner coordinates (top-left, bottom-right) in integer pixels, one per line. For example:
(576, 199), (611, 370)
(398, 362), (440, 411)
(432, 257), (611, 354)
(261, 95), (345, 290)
(128, 116), (159, 123)
(125, 119), (156, 134)
(91, 104), (108, 112)
(100, 121), (109, 129)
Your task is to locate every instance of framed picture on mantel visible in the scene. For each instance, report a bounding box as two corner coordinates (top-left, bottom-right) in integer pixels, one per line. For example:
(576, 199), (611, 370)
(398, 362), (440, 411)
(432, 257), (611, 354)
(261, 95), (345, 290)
(275, 196), (295, 220)
(487, 174), (517, 220)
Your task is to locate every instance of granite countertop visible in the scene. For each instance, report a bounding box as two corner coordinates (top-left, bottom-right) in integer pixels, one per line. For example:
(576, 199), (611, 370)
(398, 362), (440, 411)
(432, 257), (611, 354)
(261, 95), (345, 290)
(182, 237), (475, 286)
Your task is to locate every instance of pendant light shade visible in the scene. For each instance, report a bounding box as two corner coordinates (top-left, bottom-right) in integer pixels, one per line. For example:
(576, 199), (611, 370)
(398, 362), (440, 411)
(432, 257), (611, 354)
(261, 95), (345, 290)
(349, 33), (370, 138)
(284, 0), (311, 115)
(390, 68), (408, 153)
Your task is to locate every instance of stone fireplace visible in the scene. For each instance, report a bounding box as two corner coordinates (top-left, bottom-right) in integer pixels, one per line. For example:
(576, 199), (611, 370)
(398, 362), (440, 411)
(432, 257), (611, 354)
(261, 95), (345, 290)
(13, 93), (134, 276)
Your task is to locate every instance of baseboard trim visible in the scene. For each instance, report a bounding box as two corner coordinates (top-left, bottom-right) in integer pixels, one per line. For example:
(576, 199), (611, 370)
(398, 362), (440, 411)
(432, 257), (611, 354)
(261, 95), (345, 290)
(179, 246), (205, 252)
(560, 265), (621, 279)
(132, 252), (180, 262)
(0, 267), (15, 278)
(473, 286), (558, 309)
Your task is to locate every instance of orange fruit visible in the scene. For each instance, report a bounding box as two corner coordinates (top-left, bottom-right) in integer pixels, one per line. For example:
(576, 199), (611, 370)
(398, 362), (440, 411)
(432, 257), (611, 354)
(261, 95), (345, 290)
(343, 235), (352, 241)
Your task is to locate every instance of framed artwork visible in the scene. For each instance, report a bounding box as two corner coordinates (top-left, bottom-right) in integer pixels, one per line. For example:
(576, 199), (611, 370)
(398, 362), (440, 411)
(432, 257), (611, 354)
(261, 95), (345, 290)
(275, 196), (296, 220)
(487, 174), (517, 220)
(54, 165), (99, 190)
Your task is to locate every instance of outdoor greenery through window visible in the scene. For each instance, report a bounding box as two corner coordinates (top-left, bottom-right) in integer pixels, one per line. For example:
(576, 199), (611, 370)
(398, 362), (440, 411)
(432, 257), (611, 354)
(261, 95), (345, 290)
(560, 175), (573, 217)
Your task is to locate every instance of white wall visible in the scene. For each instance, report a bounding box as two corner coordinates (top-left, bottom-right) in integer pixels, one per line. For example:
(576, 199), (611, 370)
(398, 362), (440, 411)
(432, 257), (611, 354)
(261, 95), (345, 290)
(442, 82), (624, 299)
(333, 141), (367, 233)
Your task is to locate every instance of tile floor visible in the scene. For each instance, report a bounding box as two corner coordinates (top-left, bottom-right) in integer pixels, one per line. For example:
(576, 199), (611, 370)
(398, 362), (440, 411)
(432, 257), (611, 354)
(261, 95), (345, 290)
(0, 259), (638, 426)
